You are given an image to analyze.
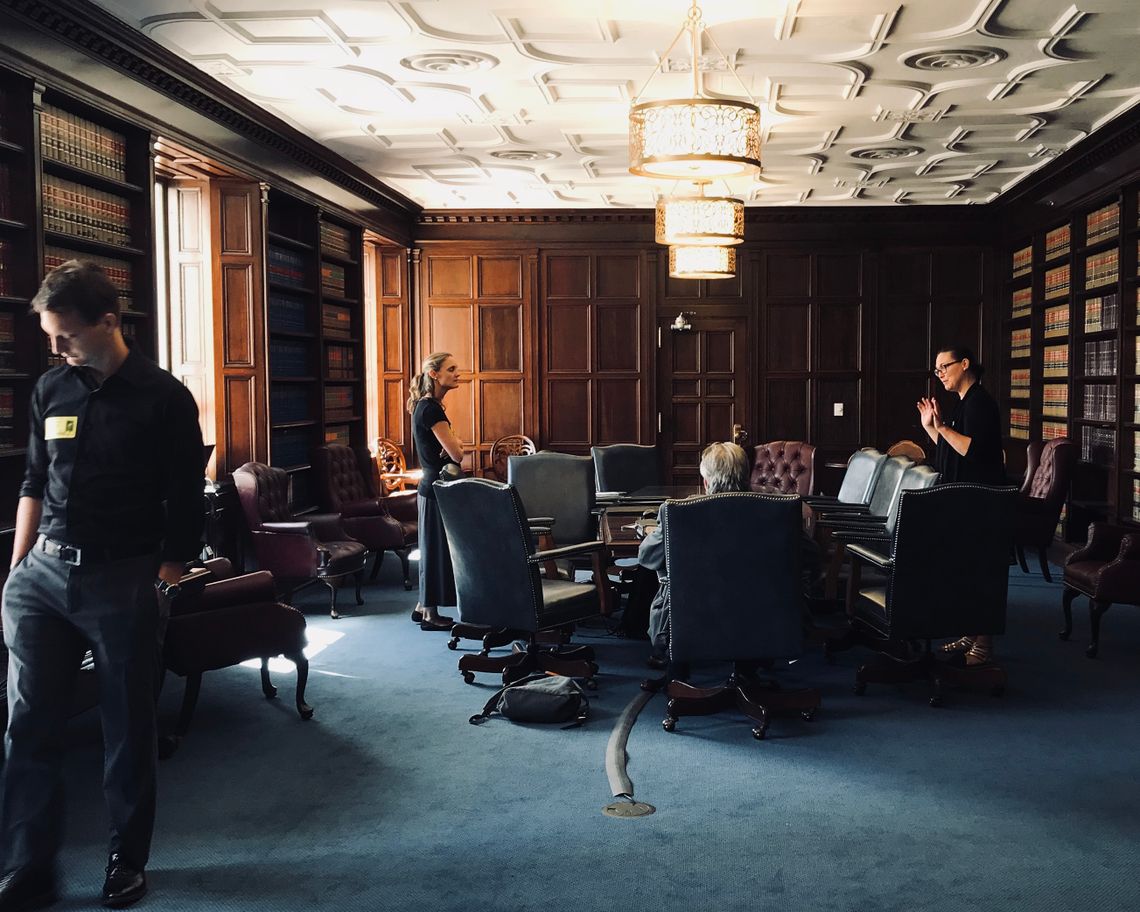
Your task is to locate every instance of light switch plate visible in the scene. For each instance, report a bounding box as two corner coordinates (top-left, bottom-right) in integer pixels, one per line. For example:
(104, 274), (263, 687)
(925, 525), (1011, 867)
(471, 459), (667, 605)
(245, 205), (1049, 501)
(833, 402), (844, 417)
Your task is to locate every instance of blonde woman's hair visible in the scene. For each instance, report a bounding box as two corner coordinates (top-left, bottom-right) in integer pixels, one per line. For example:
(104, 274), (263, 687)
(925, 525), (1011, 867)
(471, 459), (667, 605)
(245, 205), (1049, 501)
(407, 352), (452, 413)
(699, 442), (750, 494)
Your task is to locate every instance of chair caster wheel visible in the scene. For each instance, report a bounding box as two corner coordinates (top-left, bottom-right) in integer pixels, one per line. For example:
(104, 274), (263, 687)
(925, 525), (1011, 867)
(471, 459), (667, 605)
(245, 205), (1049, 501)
(462, 671), (475, 684)
(1085, 645), (1098, 659)
(403, 582), (413, 591)
(752, 726), (767, 740)
(928, 695), (944, 708)
(584, 678), (598, 690)
(662, 718), (676, 732)
(801, 709), (815, 722)
(1058, 631), (1070, 641)
(853, 681), (866, 696)
(447, 638), (459, 650)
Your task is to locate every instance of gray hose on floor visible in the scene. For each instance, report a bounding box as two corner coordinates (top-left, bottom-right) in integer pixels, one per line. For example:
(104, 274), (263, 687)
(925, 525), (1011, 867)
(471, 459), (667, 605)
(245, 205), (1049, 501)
(605, 689), (655, 799)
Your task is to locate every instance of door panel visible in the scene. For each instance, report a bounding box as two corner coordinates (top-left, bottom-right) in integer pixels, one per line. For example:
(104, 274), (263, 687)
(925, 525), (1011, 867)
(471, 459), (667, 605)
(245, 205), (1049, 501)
(658, 316), (750, 485)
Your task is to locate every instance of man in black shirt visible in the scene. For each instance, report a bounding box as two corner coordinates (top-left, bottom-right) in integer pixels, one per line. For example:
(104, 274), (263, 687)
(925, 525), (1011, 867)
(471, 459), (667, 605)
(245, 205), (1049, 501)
(0, 261), (204, 911)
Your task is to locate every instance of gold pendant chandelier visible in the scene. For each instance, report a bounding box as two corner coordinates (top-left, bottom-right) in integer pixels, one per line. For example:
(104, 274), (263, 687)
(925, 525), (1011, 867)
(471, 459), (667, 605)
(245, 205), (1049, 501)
(669, 244), (737, 280)
(629, 1), (762, 180)
(656, 180), (744, 247)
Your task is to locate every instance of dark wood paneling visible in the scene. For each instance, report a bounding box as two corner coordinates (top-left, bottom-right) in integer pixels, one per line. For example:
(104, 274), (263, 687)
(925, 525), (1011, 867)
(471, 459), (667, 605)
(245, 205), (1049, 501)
(766, 254), (811, 297)
(547, 379), (591, 445)
(597, 254), (639, 298)
(427, 256), (472, 298)
(933, 248), (984, 296)
(212, 180), (266, 474)
(478, 255), (523, 298)
(597, 379), (640, 443)
(881, 298), (930, 370)
(882, 251), (931, 296)
(547, 255), (590, 297)
(816, 253), (862, 297)
(766, 380), (810, 440)
(931, 298), (984, 355)
(547, 303), (591, 372)
(428, 303), (474, 368)
(818, 302), (861, 371)
(480, 380), (524, 441)
(374, 245), (410, 452)
(767, 302), (810, 372)
(596, 304), (639, 372)
(815, 378), (861, 446)
(479, 304), (523, 372)
(380, 248), (402, 297)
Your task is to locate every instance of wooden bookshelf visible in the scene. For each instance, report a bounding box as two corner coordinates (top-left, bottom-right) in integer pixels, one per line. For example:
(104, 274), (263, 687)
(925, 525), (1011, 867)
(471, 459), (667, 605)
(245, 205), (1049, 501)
(266, 193), (364, 510)
(1004, 185), (1140, 536)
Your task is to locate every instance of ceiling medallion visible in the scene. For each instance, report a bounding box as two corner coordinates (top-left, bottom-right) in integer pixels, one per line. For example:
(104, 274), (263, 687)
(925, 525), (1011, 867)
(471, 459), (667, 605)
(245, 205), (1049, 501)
(902, 47), (1005, 71)
(669, 245), (736, 280)
(628, 1), (761, 180)
(400, 52), (499, 74)
(656, 180), (744, 246)
(848, 146), (923, 161)
(490, 150), (559, 162)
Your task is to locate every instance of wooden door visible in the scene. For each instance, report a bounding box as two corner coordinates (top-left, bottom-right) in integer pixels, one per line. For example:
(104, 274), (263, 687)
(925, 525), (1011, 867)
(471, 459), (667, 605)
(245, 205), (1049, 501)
(657, 316), (750, 484)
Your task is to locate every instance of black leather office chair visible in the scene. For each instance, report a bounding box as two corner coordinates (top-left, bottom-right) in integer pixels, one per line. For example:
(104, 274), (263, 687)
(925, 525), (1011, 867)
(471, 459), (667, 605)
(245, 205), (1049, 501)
(838, 484), (1016, 706)
(591, 443), (661, 494)
(434, 478), (605, 686)
(658, 492), (822, 740)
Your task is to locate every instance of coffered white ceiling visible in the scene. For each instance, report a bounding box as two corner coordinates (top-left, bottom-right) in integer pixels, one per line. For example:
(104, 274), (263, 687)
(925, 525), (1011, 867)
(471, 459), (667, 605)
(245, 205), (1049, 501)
(89, 0), (1140, 208)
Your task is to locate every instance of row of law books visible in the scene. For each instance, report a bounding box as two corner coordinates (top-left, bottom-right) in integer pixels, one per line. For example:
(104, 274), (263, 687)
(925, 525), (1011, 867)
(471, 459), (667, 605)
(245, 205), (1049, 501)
(0, 162), (10, 219)
(1043, 343), (1069, 376)
(322, 303), (352, 339)
(0, 385), (13, 448)
(1085, 249), (1119, 291)
(269, 292), (309, 334)
(1010, 367), (1030, 397)
(325, 424), (351, 447)
(1083, 293), (1119, 332)
(1010, 327), (1031, 358)
(1011, 286), (1032, 318)
(1045, 263), (1070, 300)
(1043, 420), (1068, 440)
(0, 238), (10, 296)
(1011, 244), (1032, 278)
(43, 175), (132, 247)
(1083, 339), (1118, 376)
(1135, 338), (1140, 374)
(1045, 224), (1070, 260)
(326, 344), (356, 379)
(1133, 478), (1140, 522)
(1082, 383), (1116, 422)
(1134, 435), (1140, 473)
(1043, 383), (1068, 417)
(40, 104), (127, 182)
(270, 427), (312, 469)
(0, 312), (13, 371)
(320, 262), (346, 297)
(1081, 426), (1115, 466)
(270, 385), (310, 423)
(269, 340), (311, 378)
(324, 386), (355, 418)
(1009, 408), (1030, 439)
(1044, 303), (1069, 337)
(268, 245), (308, 288)
(320, 222), (353, 259)
(44, 246), (133, 310)
(1085, 202), (1119, 246)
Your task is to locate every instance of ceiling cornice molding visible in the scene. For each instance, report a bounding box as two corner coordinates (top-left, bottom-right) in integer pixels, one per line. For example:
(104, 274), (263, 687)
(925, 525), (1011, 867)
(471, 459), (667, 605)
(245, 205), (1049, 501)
(418, 210), (653, 225)
(0, 0), (421, 222)
(418, 206), (990, 226)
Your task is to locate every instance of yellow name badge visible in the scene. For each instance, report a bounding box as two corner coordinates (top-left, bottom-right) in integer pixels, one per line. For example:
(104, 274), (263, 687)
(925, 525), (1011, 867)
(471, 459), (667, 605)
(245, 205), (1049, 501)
(45, 416), (78, 440)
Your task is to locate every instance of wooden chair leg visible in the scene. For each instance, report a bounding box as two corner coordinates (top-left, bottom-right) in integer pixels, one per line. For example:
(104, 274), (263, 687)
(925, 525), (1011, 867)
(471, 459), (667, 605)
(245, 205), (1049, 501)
(1087, 599), (1111, 658)
(354, 566), (365, 605)
(323, 578), (340, 619)
(397, 548), (412, 590)
(1015, 544), (1029, 574)
(1060, 586), (1078, 640)
(176, 672), (203, 737)
(370, 550), (384, 581)
(1036, 547), (1052, 582)
(260, 658), (277, 698)
(286, 651), (314, 719)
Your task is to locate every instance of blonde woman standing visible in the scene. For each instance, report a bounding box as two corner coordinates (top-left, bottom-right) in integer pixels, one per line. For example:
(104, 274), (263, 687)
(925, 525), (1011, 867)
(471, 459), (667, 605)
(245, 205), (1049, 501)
(407, 352), (464, 630)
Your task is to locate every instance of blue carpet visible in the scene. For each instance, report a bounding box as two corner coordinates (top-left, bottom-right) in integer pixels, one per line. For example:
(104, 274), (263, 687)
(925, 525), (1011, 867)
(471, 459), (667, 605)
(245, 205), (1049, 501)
(45, 560), (1140, 911)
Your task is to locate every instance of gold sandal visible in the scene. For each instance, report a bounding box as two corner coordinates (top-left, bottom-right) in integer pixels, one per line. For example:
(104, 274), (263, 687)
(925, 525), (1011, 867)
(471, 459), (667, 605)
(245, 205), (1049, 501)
(939, 636), (974, 654)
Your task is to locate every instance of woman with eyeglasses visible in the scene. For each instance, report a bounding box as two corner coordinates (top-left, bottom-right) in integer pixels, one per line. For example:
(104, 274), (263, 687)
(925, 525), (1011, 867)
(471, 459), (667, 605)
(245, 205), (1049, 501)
(916, 344), (1005, 665)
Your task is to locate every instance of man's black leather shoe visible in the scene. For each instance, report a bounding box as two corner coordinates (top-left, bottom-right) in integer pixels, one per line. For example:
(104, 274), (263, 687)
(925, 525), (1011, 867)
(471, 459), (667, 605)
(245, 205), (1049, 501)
(101, 856), (146, 909)
(0, 867), (58, 912)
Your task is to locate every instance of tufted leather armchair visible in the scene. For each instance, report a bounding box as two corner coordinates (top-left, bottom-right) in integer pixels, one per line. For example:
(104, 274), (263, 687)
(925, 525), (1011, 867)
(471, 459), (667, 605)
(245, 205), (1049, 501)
(745, 440), (815, 495)
(233, 462), (368, 618)
(1061, 522), (1140, 658)
(161, 558), (311, 755)
(1014, 438), (1076, 582)
(314, 444), (417, 589)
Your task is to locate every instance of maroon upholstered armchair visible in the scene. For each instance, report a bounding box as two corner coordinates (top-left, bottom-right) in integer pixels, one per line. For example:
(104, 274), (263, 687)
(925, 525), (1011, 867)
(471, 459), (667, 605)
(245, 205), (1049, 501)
(313, 444), (417, 589)
(162, 558), (311, 755)
(746, 440), (816, 495)
(1062, 523), (1140, 658)
(1014, 438), (1076, 582)
(233, 462), (368, 618)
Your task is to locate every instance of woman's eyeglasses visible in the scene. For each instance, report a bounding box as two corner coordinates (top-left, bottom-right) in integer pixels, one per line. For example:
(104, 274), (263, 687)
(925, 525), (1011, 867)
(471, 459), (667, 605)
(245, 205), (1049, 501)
(933, 359), (963, 377)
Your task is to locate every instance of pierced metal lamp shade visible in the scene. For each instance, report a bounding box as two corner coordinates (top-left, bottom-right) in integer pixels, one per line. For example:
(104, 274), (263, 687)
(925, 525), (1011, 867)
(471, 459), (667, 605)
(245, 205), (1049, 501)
(668, 245), (737, 280)
(656, 194), (744, 246)
(630, 98), (762, 179)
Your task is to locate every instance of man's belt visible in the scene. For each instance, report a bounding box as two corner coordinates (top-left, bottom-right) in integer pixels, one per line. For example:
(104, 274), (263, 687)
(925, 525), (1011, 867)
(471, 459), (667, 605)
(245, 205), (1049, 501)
(37, 535), (156, 567)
